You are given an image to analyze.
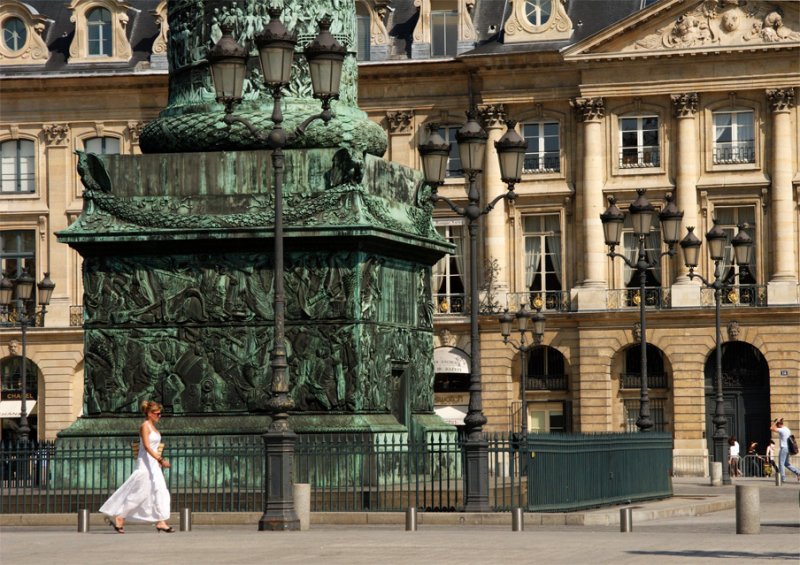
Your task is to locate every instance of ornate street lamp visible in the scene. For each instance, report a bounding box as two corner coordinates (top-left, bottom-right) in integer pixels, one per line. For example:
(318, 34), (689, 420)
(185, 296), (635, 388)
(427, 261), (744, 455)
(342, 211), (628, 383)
(208, 8), (345, 531)
(499, 302), (546, 441)
(600, 190), (682, 432)
(418, 116), (520, 512)
(680, 222), (753, 485)
(0, 268), (54, 443)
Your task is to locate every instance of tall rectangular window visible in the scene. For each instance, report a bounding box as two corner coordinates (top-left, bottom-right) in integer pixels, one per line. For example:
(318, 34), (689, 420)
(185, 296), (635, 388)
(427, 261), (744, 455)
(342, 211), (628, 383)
(713, 111), (754, 164)
(433, 221), (466, 314)
(522, 122), (559, 173)
(431, 9), (457, 57)
(87, 8), (112, 56)
(523, 214), (566, 311)
(437, 125), (463, 178)
(1, 139), (35, 193)
(619, 116), (659, 168)
(714, 206), (757, 287)
(355, 12), (370, 61)
(620, 214), (664, 308)
(0, 230), (37, 314)
(84, 137), (120, 155)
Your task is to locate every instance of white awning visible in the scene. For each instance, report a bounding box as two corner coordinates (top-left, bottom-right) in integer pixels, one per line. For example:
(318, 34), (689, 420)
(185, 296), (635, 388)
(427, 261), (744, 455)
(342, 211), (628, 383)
(434, 405), (468, 426)
(0, 400), (36, 419)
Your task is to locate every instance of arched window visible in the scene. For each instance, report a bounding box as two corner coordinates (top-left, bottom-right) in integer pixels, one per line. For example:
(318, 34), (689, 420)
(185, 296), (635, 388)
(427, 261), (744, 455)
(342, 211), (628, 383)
(622, 344), (666, 389)
(526, 346), (567, 390)
(524, 0), (552, 26)
(2, 17), (27, 52)
(1, 139), (35, 193)
(87, 7), (112, 56)
(84, 136), (120, 155)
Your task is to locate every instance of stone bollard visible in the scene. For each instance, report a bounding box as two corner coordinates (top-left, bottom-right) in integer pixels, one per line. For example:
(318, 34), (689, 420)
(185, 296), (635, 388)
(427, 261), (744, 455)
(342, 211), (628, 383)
(620, 508), (633, 533)
(735, 485), (760, 534)
(405, 507), (417, 531)
(293, 483), (311, 531)
(710, 461), (722, 486)
(77, 509), (90, 533)
(179, 508), (192, 532)
(511, 507), (524, 531)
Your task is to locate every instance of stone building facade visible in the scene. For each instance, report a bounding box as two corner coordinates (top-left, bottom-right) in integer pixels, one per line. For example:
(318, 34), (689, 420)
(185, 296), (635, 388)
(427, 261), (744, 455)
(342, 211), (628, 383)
(1, 0), (798, 469)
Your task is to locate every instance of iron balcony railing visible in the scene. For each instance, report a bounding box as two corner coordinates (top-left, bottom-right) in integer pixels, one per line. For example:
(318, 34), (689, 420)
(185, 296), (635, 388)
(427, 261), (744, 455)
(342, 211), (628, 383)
(0, 305), (44, 327)
(700, 285), (766, 308)
(713, 142), (755, 165)
(619, 147), (660, 168)
(1, 432), (672, 514)
(607, 287), (670, 310)
(69, 306), (84, 327)
(434, 293), (466, 315)
(505, 290), (571, 313)
(523, 153), (560, 174)
(526, 374), (568, 391)
(620, 372), (668, 390)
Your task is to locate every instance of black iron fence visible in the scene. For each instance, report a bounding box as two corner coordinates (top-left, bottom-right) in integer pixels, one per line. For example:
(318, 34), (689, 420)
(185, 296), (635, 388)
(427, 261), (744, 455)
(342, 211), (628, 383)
(1, 432), (672, 514)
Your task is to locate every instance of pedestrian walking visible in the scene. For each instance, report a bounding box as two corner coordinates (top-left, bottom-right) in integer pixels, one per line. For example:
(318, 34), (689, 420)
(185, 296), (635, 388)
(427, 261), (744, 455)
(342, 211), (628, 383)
(99, 400), (174, 533)
(728, 436), (741, 478)
(765, 440), (778, 477)
(770, 418), (800, 482)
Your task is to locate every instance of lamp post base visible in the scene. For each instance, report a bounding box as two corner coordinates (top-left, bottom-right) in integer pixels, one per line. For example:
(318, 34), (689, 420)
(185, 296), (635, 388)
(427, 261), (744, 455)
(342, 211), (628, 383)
(258, 429), (301, 531)
(462, 437), (490, 512)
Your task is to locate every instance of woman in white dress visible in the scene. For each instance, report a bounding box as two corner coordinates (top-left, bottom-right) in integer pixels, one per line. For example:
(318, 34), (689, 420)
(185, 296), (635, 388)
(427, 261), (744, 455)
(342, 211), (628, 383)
(100, 400), (174, 533)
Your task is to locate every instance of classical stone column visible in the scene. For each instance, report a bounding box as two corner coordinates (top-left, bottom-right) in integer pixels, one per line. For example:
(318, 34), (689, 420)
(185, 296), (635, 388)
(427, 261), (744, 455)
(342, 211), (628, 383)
(766, 88), (798, 305)
(571, 97), (607, 310)
(41, 123), (72, 327)
(478, 104), (510, 297)
(670, 93), (702, 306)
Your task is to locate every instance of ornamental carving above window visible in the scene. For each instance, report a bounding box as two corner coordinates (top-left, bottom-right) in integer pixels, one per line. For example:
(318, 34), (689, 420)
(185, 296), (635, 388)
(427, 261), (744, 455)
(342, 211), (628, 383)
(0, 0), (50, 65)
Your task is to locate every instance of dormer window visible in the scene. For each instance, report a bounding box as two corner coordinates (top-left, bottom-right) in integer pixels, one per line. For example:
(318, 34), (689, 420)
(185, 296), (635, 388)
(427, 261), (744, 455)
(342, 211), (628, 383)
(87, 7), (112, 56)
(504, 0), (572, 43)
(355, 7), (371, 61)
(431, 6), (457, 57)
(525, 0), (552, 26)
(2, 17), (26, 51)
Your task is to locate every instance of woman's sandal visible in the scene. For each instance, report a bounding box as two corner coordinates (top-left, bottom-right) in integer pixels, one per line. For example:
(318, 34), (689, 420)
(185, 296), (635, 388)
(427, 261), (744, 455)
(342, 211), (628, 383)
(106, 518), (125, 534)
(156, 525), (175, 533)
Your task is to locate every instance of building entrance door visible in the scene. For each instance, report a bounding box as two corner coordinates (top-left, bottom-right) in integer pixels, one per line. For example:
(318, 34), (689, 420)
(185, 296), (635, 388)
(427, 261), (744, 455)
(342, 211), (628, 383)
(704, 342), (770, 456)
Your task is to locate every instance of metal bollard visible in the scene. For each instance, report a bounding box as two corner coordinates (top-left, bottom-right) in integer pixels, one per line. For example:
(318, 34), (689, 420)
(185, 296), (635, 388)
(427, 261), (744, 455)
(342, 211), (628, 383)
(511, 507), (524, 532)
(775, 472), (782, 487)
(405, 507), (417, 531)
(179, 508), (192, 532)
(735, 485), (760, 534)
(77, 509), (90, 533)
(620, 507), (633, 533)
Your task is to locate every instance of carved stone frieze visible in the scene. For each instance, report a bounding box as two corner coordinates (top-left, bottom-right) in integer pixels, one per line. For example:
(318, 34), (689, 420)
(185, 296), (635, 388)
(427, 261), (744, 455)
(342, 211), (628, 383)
(477, 104), (507, 129)
(727, 320), (740, 341)
(631, 1), (800, 51)
(42, 123), (70, 145)
(671, 93), (700, 118)
(766, 88), (796, 112)
(570, 97), (605, 122)
(386, 110), (414, 134)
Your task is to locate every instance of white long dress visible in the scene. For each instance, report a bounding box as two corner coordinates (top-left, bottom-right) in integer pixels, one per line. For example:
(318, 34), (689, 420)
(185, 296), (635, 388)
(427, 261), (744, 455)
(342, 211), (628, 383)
(100, 429), (171, 522)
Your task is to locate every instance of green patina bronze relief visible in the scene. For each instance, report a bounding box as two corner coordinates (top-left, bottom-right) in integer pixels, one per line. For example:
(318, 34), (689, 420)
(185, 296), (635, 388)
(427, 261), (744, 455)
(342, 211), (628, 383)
(140, 0), (386, 155)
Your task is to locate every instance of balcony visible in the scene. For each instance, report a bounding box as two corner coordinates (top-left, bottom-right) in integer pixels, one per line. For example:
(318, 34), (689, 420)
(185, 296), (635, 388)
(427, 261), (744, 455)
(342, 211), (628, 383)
(0, 305), (44, 327)
(620, 372), (668, 390)
(526, 374), (568, 391)
(506, 291), (571, 313)
(606, 287), (670, 310)
(523, 153), (560, 174)
(713, 142), (755, 165)
(435, 293), (466, 315)
(700, 285), (766, 308)
(619, 147), (660, 169)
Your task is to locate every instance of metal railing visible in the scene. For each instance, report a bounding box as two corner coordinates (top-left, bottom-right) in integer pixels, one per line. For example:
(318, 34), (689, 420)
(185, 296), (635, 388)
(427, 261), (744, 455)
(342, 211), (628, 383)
(713, 143), (755, 165)
(619, 147), (660, 168)
(505, 291), (571, 313)
(700, 285), (766, 308)
(526, 374), (568, 391)
(523, 153), (560, 174)
(620, 372), (668, 389)
(434, 293), (466, 315)
(1, 432), (672, 514)
(607, 287), (670, 310)
(0, 305), (44, 327)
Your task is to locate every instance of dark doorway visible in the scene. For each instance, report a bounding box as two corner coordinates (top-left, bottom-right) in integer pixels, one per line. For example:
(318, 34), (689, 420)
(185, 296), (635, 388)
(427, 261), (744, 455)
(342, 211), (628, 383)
(704, 342), (770, 455)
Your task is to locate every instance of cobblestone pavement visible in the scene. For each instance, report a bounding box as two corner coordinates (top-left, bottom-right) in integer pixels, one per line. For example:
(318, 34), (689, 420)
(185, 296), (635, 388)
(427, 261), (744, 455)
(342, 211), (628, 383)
(1, 479), (798, 565)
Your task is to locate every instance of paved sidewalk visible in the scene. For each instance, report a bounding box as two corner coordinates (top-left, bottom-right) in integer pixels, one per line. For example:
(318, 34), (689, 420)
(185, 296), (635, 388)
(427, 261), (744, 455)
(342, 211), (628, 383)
(1, 478), (798, 564)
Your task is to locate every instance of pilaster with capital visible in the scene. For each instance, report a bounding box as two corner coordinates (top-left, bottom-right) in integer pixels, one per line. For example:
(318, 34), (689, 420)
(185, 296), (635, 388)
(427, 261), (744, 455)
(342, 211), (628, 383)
(570, 98), (607, 299)
(477, 104), (510, 293)
(766, 88), (798, 293)
(671, 93), (701, 291)
(385, 110), (414, 164)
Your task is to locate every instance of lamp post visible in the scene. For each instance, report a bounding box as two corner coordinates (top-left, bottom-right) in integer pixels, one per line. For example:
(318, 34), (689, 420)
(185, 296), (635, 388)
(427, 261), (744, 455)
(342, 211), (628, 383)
(499, 302), (546, 439)
(419, 116), (525, 511)
(679, 222), (753, 486)
(208, 8), (345, 531)
(0, 268), (55, 443)
(600, 190), (683, 432)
